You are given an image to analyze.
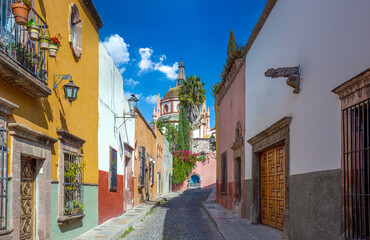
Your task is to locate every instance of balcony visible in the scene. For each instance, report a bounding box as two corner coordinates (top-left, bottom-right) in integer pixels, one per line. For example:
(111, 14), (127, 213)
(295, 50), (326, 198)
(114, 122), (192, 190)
(0, 1), (50, 97)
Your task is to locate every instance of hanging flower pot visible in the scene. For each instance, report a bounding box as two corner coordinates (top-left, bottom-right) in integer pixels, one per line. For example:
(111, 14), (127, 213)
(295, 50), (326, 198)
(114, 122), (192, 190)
(49, 34), (62, 58)
(48, 43), (59, 58)
(39, 35), (50, 50)
(26, 19), (40, 41)
(11, 1), (31, 26)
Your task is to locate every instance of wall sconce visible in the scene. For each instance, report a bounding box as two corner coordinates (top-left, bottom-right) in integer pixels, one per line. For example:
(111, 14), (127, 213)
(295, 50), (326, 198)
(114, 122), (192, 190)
(114, 94), (140, 131)
(209, 134), (216, 151)
(53, 73), (80, 103)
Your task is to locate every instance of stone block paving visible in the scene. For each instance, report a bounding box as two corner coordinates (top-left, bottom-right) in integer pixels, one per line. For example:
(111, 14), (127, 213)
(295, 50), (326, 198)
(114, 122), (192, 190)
(202, 188), (285, 240)
(74, 192), (179, 240)
(122, 189), (223, 240)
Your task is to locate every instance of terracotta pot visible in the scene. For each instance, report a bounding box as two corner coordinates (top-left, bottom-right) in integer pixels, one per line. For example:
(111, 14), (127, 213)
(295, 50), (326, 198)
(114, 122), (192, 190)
(27, 25), (40, 41)
(11, 3), (30, 26)
(39, 35), (50, 50)
(48, 44), (59, 58)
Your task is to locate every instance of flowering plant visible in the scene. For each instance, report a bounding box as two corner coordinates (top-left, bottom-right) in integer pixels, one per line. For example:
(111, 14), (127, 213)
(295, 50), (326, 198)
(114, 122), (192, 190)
(172, 150), (205, 184)
(17, 0), (32, 8)
(50, 33), (62, 47)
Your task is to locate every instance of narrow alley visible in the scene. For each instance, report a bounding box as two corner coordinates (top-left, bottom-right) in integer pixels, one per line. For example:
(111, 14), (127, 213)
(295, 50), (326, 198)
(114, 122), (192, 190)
(122, 190), (223, 240)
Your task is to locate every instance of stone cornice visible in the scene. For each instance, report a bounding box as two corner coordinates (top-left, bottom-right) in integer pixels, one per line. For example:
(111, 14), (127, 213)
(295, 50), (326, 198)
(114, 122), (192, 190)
(124, 142), (134, 152)
(0, 97), (18, 116)
(56, 129), (86, 148)
(8, 123), (57, 147)
(332, 68), (370, 99)
(247, 117), (291, 145)
(82, 0), (103, 29)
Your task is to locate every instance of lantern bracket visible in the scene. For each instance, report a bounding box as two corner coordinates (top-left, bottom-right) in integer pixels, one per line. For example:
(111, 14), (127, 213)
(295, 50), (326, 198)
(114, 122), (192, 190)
(53, 73), (73, 90)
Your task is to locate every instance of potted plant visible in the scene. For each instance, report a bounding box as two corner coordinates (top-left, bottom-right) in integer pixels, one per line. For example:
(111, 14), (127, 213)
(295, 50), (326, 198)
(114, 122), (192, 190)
(11, 0), (32, 25)
(26, 19), (40, 41)
(49, 34), (62, 58)
(39, 35), (50, 50)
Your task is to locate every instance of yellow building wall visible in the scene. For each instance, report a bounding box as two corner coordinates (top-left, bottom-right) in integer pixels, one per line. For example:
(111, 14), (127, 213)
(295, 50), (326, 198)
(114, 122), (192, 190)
(133, 111), (163, 206)
(1, 0), (100, 184)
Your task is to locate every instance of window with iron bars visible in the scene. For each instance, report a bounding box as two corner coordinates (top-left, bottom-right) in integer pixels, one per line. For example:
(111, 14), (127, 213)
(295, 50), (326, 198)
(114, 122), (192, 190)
(342, 98), (370, 239)
(139, 147), (146, 187)
(221, 151), (227, 194)
(0, 128), (8, 229)
(64, 152), (84, 216)
(151, 163), (154, 186)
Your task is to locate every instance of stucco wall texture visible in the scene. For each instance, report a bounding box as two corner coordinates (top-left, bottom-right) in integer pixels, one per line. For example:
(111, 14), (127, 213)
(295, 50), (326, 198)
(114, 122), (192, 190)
(217, 61), (245, 210)
(134, 110), (163, 206)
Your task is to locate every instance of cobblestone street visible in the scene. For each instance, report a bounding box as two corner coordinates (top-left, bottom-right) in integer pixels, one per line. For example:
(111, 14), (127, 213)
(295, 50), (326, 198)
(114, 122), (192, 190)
(122, 189), (223, 240)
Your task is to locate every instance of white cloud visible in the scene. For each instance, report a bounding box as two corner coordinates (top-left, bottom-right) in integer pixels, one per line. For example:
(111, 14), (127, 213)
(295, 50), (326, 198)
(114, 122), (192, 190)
(154, 62), (179, 80)
(138, 48), (154, 73)
(124, 78), (139, 89)
(159, 54), (166, 62)
(124, 91), (142, 101)
(103, 34), (130, 76)
(145, 95), (158, 105)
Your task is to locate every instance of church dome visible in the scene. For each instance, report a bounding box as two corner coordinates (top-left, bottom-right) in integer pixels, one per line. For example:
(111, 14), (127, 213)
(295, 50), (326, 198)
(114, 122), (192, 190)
(163, 85), (182, 99)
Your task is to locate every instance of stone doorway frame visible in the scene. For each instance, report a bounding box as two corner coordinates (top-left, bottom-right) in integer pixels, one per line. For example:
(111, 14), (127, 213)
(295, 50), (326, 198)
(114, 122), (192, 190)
(247, 117), (291, 234)
(8, 123), (57, 240)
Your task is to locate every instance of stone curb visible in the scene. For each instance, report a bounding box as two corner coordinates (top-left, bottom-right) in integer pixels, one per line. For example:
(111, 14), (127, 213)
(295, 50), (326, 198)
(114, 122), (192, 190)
(201, 198), (226, 240)
(74, 193), (177, 240)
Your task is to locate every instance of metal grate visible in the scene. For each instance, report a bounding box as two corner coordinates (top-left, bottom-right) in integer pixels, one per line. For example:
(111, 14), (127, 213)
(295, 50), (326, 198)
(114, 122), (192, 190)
(221, 152), (227, 194)
(64, 152), (84, 216)
(0, 128), (8, 229)
(139, 147), (146, 187)
(0, 0), (49, 84)
(342, 98), (370, 239)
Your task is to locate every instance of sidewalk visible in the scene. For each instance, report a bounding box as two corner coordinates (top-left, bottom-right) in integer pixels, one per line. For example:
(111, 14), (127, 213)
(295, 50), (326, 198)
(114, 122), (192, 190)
(75, 192), (179, 240)
(202, 188), (285, 240)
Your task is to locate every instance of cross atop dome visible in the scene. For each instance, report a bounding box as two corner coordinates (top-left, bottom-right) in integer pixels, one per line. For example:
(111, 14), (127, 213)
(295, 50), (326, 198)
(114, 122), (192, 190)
(176, 58), (186, 87)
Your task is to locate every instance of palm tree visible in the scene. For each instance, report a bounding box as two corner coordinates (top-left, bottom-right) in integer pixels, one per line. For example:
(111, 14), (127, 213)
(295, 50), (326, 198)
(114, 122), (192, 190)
(179, 75), (206, 151)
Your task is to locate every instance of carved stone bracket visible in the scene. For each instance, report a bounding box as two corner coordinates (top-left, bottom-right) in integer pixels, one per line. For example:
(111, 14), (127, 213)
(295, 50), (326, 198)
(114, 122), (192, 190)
(265, 66), (301, 94)
(56, 129), (86, 148)
(231, 121), (244, 151)
(8, 123), (57, 147)
(0, 97), (18, 116)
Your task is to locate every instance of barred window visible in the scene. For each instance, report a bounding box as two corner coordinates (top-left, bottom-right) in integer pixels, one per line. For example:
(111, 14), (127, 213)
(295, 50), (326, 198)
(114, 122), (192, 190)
(151, 163), (154, 186)
(109, 147), (117, 192)
(221, 151), (227, 194)
(64, 152), (84, 216)
(342, 99), (370, 239)
(0, 128), (8, 229)
(139, 147), (146, 187)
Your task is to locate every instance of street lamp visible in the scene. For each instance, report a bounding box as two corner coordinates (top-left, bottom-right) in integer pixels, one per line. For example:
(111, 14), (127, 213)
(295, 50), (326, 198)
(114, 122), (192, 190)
(53, 73), (80, 103)
(210, 134), (216, 144)
(128, 94), (139, 116)
(63, 80), (79, 103)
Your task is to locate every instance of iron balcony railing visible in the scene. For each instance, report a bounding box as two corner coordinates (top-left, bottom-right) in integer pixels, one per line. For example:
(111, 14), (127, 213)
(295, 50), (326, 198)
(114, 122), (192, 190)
(0, 0), (48, 84)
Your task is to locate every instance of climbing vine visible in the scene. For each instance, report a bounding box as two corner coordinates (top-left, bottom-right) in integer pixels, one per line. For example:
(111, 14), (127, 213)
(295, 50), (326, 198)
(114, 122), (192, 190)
(172, 150), (205, 184)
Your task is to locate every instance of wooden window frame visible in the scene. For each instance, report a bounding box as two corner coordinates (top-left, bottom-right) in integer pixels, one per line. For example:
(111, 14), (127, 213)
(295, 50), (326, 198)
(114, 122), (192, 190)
(221, 151), (228, 194)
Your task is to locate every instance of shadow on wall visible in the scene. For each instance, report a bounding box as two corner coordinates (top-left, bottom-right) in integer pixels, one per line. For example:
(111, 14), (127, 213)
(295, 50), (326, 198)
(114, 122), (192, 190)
(59, 219), (83, 233)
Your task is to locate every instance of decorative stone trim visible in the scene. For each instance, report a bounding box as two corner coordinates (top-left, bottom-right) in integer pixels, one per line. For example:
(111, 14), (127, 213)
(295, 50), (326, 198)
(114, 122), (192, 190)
(51, 180), (59, 183)
(8, 123), (57, 147)
(124, 142), (134, 152)
(83, 183), (98, 186)
(0, 51), (51, 98)
(82, 0), (103, 29)
(57, 214), (85, 225)
(265, 66), (301, 94)
(56, 129), (85, 148)
(247, 117), (291, 235)
(332, 68), (370, 109)
(0, 227), (14, 236)
(0, 97), (18, 116)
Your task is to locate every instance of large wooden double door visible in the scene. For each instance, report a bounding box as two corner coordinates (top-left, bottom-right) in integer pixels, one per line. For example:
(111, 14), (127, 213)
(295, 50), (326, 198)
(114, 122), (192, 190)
(20, 158), (35, 240)
(260, 145), (285, 230)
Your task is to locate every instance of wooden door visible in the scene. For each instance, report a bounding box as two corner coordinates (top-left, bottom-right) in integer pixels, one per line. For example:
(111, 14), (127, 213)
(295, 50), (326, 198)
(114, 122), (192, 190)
(260, 145), (285, 230)
(20, 158), (35, 240)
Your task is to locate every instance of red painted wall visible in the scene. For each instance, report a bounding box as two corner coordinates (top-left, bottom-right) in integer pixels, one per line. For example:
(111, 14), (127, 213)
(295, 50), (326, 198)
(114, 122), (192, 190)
(98, 170), (124, 224)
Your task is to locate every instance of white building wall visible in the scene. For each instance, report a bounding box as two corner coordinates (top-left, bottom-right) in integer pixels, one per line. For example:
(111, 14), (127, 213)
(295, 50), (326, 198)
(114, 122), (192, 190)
(98, 42), (135, 175)
(162, 138), (173, 194)
(244, 0), (370, 179)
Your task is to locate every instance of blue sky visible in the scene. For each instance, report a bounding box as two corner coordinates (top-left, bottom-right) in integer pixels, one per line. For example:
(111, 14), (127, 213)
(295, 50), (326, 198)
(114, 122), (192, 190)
(94, 0), (267, 126)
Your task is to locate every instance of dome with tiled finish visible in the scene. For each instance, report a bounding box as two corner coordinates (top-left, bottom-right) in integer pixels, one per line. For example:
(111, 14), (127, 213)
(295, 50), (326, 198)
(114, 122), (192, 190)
(163, 86), (182, 99)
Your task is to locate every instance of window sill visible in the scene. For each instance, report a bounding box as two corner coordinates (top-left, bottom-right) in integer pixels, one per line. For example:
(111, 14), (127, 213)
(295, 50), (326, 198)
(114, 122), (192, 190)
(221, 192), (228, 196)
(0, 227), (14, 238)
(57, 214), (85, 225)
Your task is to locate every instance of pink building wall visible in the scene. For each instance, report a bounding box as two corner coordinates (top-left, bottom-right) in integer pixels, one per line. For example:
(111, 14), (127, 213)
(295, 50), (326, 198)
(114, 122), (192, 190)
(217, 59), (246, 216)
(173, 152), (216, 191)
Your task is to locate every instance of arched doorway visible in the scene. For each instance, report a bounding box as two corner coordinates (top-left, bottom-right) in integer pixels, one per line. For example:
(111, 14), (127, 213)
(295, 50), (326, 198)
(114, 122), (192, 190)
(188, 173), (201, 189)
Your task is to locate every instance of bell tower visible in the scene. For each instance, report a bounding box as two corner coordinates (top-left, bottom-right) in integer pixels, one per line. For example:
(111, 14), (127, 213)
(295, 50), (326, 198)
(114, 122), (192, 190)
(176, 58), (186, 87)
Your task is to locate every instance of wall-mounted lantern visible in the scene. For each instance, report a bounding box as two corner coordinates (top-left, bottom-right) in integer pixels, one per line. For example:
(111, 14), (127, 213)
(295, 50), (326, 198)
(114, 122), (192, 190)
(53, 73), (80, 103)
(114, 94), (140, 132)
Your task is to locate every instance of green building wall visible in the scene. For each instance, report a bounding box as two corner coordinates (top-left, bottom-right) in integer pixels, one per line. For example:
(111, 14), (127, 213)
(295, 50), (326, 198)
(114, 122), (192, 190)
(51, 183), (98, 240)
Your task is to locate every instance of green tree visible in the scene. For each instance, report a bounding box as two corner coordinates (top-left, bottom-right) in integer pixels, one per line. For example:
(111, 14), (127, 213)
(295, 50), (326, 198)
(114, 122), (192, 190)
(176, 107), (185, 150)
(183, 107), (190, 150)
(179, 75), (206, 151)
(227, 30), (235, 59)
